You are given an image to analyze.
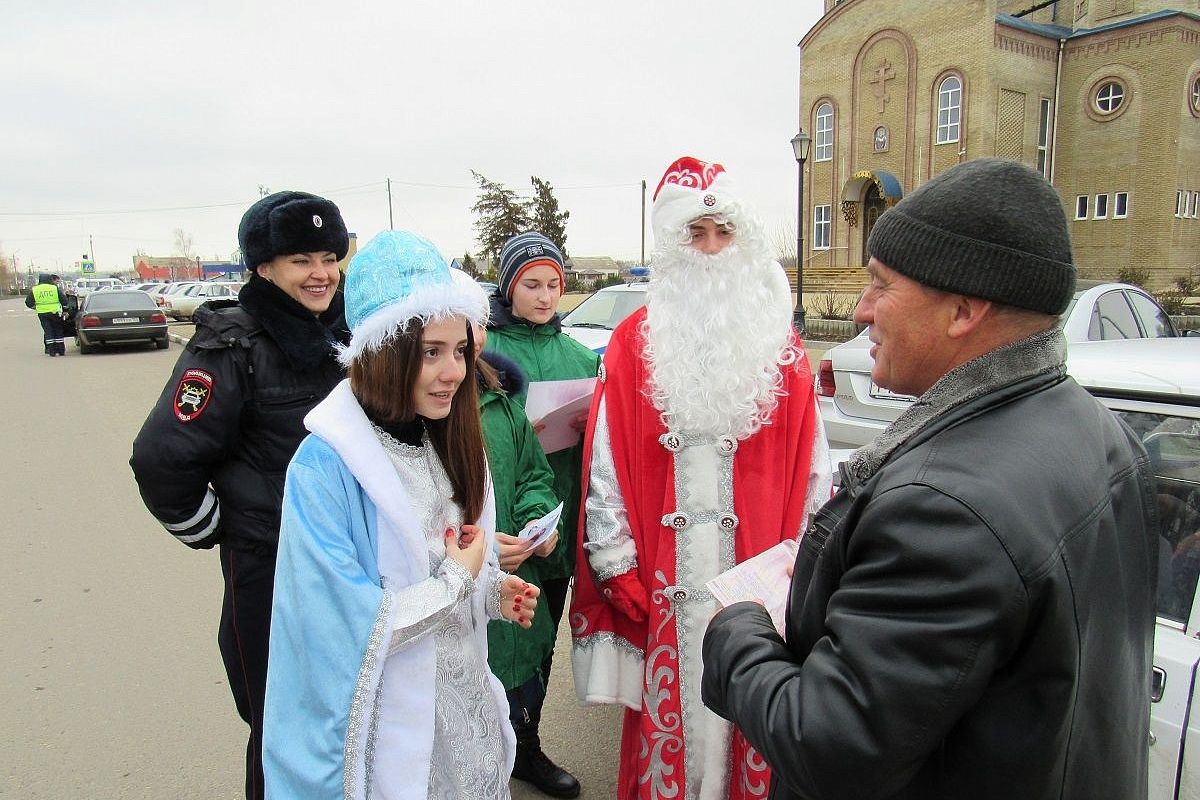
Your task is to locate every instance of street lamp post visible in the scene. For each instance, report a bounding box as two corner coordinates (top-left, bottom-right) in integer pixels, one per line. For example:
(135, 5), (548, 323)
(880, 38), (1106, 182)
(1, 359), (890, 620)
(790, 129), (811, 333)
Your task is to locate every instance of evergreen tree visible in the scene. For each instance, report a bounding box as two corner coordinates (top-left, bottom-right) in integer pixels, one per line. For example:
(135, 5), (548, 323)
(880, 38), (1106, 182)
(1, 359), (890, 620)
(529, 176), (569, 258)
(461, 252), (478, 277)
(471, 172), (532, 265)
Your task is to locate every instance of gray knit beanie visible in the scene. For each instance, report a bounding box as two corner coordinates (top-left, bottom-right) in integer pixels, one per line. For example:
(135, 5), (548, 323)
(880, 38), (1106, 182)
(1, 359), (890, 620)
(867, 158), (1075, 314)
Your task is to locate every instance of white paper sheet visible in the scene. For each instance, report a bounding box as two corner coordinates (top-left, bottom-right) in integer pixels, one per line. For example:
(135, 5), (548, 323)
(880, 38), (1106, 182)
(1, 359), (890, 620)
(705, 539), (799, 636)
(525, 378), (597, 454)
(518, 502), (564, 551)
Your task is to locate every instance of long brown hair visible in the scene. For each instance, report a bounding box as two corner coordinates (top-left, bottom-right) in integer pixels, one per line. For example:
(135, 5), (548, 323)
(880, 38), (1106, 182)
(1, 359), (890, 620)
(349, 318), (487, 524)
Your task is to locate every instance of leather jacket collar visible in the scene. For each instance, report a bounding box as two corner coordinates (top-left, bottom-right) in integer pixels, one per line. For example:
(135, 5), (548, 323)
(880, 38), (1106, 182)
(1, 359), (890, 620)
(845, 326), (1067, 487)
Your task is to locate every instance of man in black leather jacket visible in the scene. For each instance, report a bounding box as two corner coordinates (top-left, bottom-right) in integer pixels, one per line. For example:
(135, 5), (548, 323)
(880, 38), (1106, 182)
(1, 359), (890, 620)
(702, 159), (1158, 800)
(130, 192), (350, 800)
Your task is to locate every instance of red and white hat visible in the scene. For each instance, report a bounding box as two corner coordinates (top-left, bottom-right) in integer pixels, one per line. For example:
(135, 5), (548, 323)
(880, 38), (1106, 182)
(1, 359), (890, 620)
(651, 156), (742, 241)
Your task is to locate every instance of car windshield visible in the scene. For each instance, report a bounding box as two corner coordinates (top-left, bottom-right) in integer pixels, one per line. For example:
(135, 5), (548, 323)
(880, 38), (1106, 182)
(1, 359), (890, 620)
(85, 291), (157, 311)
(563, 288), (646, 330)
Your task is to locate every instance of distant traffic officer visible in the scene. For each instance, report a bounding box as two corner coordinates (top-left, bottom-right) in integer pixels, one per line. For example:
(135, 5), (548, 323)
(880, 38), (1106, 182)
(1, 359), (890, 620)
(25, 273), (67, 356)
(129, 191), (351, 800)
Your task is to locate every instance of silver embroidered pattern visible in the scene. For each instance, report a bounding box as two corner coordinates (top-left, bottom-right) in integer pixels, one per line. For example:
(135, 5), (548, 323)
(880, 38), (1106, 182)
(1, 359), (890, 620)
(584, 401), (639, 574)
(486, 570), (506, 621)
(387, 549), (474, 652)
(371, 424), (509, 799)
(667, 433), (739, 799)
(741, 743), (769, 797)
(344, 586), (394, 800)
(573, 629), (646, 658)
(594, 554), (638, 583)
(642, 569), (684, 799)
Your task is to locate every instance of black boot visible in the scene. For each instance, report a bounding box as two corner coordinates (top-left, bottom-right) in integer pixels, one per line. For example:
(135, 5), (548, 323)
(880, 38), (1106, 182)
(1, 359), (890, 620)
(508, 676), (580, 798)
(512, 737), (581, 799)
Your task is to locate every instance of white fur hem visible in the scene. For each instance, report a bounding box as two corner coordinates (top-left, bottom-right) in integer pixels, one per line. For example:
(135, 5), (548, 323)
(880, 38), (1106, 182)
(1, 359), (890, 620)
(338, 282), (488, 366)
(572, 634), (644, 712)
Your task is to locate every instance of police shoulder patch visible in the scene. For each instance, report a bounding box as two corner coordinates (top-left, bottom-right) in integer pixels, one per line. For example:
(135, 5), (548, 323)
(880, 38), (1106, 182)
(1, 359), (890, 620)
(174, 368), (214, 422)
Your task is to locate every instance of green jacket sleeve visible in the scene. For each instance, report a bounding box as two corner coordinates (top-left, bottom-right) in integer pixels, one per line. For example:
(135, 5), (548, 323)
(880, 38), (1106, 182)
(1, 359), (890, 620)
(509, 403), (559, 532)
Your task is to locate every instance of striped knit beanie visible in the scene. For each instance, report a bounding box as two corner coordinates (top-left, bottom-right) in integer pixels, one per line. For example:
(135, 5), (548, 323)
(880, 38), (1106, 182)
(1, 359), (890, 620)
(867, 158), (1075, 314)
(497, 232), (565, 300)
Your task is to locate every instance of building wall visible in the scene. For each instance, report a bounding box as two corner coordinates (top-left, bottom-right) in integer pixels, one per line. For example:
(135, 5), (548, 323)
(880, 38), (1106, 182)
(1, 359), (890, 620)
(801, 0), (1200, 288)
(802, 0), (999, 270)
(1055, 14), (1200, 282)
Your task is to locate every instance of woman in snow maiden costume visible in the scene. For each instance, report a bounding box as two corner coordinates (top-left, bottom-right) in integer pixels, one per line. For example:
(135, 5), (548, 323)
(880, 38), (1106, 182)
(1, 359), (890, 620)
(263, 231), (540, 800)
(484, 231), (598, 797)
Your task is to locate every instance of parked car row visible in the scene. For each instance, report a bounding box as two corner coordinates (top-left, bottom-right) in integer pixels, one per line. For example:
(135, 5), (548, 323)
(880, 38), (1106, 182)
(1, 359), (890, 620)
(53, 279), (249, 355)
(819, 281), (1191, 449)
(120, 279), (245, 321)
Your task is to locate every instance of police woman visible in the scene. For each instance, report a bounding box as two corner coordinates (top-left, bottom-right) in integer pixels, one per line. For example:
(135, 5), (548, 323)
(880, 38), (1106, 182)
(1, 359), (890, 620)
(130, 192), (351, 800)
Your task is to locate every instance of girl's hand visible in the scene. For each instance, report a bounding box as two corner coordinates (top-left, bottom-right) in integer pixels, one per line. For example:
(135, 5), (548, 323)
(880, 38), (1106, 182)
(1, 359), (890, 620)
(445, 524), (486, 579)
(495, 532), (533, 572)
(569, 410), (590, 433)
(532, 529), (558, 558)
(501, 576), (539, 628)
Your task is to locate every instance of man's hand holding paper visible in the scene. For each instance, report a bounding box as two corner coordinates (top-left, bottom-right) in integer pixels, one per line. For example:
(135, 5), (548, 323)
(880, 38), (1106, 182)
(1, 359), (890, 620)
(704, 539), (799, 636)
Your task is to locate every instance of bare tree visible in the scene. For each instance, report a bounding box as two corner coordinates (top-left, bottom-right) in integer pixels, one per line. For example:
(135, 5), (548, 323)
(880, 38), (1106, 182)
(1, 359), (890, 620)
(770, 221), (797, 269)
(173, 229), (196, 259)
(0, 243), (13, 293)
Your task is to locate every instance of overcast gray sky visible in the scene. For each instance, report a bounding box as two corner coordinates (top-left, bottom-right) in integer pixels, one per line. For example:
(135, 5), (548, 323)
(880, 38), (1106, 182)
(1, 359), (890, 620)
(0, 1), (824, 275)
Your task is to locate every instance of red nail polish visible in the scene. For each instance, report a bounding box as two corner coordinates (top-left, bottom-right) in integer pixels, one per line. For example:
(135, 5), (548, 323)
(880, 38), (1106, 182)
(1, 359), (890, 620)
(523, 588), (534, 596)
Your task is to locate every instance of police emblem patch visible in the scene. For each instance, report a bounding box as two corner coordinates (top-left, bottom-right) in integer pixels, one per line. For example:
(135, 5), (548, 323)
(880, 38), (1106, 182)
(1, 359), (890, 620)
(174, 368), (214, 422)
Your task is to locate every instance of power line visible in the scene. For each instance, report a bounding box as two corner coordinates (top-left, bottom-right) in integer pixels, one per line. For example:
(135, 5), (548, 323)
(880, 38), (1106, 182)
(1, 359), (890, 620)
(0, 181), (388, 218)
(0, 177), (640, 218)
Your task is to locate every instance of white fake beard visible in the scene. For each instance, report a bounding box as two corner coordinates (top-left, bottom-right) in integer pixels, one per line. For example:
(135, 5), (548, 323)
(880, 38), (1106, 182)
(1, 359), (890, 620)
(641, 229), (797, 440)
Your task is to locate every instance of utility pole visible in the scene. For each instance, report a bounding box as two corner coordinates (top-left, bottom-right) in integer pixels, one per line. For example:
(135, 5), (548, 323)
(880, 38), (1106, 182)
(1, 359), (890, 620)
(387, 178), (394, 230)
(89, 234), (95, 263)
(640, 180), (646, 267)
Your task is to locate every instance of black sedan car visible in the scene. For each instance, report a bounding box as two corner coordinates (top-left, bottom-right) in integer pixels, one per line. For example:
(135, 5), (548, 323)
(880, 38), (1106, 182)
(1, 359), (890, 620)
(75, 290), (169, 353)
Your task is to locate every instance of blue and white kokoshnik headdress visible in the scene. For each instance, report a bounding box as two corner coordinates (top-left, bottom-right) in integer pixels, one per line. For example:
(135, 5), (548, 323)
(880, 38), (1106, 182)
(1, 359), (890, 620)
(337, 230), (489, 367)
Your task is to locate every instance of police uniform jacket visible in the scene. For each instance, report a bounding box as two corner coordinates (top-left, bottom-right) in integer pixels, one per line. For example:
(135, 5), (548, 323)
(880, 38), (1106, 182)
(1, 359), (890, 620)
(130, 277), (349, 552)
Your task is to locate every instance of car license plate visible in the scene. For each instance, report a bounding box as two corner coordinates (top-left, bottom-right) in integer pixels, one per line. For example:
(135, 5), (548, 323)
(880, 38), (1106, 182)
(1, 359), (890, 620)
(869, 382), (914, 401)
(112, 316), (138, 324)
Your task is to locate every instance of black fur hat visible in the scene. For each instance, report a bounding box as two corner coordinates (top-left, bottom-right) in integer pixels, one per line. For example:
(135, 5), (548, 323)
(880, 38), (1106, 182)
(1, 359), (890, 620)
(238, 191), (349, 270)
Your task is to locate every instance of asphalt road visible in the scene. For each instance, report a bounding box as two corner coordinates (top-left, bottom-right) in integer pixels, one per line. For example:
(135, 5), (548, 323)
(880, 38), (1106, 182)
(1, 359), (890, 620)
(0, 295), (828, 799)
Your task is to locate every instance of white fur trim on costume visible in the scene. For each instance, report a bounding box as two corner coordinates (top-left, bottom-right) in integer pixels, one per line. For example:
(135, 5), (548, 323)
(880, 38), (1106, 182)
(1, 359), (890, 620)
(572, 633), (645, 712)
(651, 171), (745, 246)
(337, 282), (489, 367)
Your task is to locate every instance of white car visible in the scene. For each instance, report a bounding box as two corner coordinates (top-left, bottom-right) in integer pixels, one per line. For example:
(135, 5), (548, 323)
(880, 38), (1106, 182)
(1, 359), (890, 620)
(561, 282), (648, 353)
(71, 277), (125, 299)
(819, 282), (1186, 450)
(1065, 340), (1200, 800)
(165, 281), (242, 321)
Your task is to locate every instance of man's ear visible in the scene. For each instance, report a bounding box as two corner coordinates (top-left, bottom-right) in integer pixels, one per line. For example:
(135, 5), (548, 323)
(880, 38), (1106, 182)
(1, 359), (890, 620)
(946, 294), (995, 339)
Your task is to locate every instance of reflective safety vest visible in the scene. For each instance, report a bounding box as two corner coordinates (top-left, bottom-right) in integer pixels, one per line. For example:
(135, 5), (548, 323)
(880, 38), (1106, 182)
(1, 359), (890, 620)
(32, 283), (62, 314)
